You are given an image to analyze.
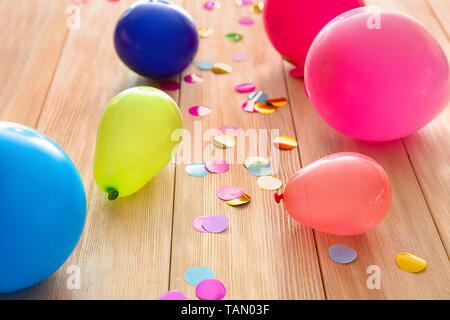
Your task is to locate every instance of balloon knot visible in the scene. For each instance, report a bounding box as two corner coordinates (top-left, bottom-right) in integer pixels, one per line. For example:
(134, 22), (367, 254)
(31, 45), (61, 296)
(108, 189), (119, 201)
(274, 192), (283, 204)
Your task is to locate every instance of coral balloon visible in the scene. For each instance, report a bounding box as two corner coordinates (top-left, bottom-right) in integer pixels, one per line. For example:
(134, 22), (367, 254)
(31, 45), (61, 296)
(114, 0), (199, 78)
(0, 122), (86, 293)
(275, 153), (390, 236)
(94, 86), (183, 200)
(305, 8), (450, 141)
(263, 0), (363, 73)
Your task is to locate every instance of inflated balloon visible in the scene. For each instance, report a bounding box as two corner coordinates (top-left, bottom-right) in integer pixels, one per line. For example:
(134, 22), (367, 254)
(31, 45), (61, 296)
(94, 86), (183, 200)
(114, 0), (199, 78)
(0, 122), (86, 293)
(275, 153), (390, 236)
(305, 8), (450, 141)
(263, 0), (363, 73)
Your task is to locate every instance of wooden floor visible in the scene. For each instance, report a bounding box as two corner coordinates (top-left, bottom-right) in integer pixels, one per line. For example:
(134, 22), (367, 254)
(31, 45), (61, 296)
(1, 0), (449, 300)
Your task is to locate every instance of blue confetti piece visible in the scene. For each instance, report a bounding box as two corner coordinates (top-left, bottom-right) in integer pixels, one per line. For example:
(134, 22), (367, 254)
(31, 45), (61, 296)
(197, 61), (215, 70)
(247, 164), (273, 177)
(184, 266), (215, 286)
(328, 244), (357, 264)
(185, 163), (209, 177)
(248, 91), (268, 103)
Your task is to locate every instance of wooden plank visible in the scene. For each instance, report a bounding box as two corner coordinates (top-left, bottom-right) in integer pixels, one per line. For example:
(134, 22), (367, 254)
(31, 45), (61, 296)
(0, 0), (68, 126)
(169, 1), (325, 300)
(1, 0), (179, 299)
(367, 0), (450, 253)
(282, 0), (450, 299)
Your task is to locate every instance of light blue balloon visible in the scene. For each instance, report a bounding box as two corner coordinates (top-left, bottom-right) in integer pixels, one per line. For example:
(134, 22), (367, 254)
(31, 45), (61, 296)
(0, 122), (86, 293)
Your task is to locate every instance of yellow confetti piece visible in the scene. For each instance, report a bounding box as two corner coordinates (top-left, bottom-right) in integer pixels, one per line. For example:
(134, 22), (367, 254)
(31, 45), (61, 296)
(212, 63), (232, 74)
(255, 103), (276, 114)
(250, 2), (264, 13)
(267, 97), (288, 107)
(396, 252), (427, 273)
(257, 176), (282, 191)
(198, 27), (214, 38)
(282, 55), (297, 66)
(273, 136), (298, 150)
(244, 156), (269, 168)
(226, 193), (251, 206)
(213, 135), (236, 148)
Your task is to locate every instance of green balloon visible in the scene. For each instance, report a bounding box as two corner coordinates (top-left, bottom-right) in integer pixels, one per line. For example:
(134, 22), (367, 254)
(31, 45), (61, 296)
(94, 87), (183, 200)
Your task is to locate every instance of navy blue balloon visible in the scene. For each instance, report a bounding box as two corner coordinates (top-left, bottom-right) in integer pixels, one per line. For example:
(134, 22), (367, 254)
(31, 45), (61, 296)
(114, 0), (199, 78)
(0, 122), (86, 293)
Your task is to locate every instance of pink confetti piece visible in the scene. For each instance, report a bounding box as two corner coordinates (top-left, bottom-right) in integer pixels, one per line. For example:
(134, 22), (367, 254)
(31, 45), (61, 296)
(219, 125), (242, 137)
(204, 1), (220, 10)
(289, 67), (303, 78)
(188, 105), (211, 117)
(231, 52), (250, 62)
(159, 80), (180, 91)
(205, 159), (229, 173)
(235, 0), (253, 5)
(193, 216), (209, 233)
(242, 101), (257, 113)
(196, 279), (227, 300)
(201, 215), (230, 233)
(235, 83), (256, 93)
(184, 74), (204, 84)
(238, 17), (255, 25)
(158, 291), (188, 300)
(217, 186), (244, 201)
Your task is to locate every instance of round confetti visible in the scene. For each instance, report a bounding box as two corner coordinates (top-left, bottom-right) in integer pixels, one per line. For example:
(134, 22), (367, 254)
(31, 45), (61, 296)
(247, 164), (273, 177)
(188, 105), (211, 117)
(217, 186), (244, 201)
(267, 97), (288, 107)
(159, 80), (180, 91)
(196, 279), (226, 300)
(328, 244), (358, 264)
(257, 176), (282, 191)
(198, 27), (214, 38)
(212, 63), (232, 74)
(254, 103), (276, 114)
(273, 136), (298, 150)
(158, 291), (188, 300)
(193, 216), (209, 233)
(226, 33), (243, 41)
(235, 83), (256, 93)
(242, 100), (256, 113)
(185, 163), (209, 177)
(184, 74), (204, 84)
(197, 60), (215, 70)
(245, 156), (269, 168)
(248, 91), (268, 103)
(213, 135), (236, 149)
(238, 17), (255, 25)
(231, 52), (250, 62)
(219, 125), (241, 137)
(226, 193), (251, 206)
(250, 2), (264, 13)
(202, 215), (230, 233)
(203, 1), (221, 10)
(289, 67), (303, 78)
(185, 266), (215, 286)
(205, 159), (229, 174)
(396, 252), (427, 273)
(235, 0), (252, 6)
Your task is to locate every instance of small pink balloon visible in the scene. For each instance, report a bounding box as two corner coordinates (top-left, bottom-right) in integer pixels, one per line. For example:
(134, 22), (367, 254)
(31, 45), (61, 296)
(196, 279), (226, 300)
(235, 83), (256, 93)
(305, 8), (450, 141)
(264, 0), (363, 74)
(217, 186), (243, 201)
(205, 159), (229, 173)
(158, 291), (188, 300)
(275, 152), (391, 236)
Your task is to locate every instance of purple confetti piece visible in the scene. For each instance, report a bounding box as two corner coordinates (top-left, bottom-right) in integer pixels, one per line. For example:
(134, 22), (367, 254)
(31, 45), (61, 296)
(196, 279), (227, 300)
(217, 186), (244, 201)
(158, 291), (188, 300)
(235, 83), (256, 93)
(238, 17), (255, 25)
(328, 244), (358, 264)
(193, 216), (209, 233)
(201, 215), (230, 233)
(205, 159), (229, 173)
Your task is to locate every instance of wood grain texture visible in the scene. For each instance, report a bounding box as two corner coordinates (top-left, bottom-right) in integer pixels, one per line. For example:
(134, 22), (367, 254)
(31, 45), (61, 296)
(169, 1), (324, 300)
(0, 0), (68, 126)
(1, 0), (180, 299)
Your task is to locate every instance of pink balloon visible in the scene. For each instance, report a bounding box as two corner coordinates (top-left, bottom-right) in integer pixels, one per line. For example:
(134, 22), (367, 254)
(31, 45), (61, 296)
(263, 0), (363, 72)
(305, 8), (450, 141)
(275, 152), (391, 236)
